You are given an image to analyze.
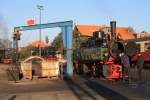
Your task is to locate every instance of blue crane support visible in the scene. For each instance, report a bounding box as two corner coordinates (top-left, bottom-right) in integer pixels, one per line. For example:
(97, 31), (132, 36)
(14, 20), (73, 77)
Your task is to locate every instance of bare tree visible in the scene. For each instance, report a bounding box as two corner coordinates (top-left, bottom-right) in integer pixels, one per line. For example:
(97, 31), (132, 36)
(128, 26), (135, 33)
(141, 30), (148, 33)
(45, 35), (49, 43)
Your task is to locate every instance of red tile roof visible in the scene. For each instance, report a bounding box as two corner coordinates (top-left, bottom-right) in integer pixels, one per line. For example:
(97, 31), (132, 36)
(75, 25), (105, 36)
(30, 41), (50, 47)
(116, 27), (135, 40)
(75, 25), (135, 40)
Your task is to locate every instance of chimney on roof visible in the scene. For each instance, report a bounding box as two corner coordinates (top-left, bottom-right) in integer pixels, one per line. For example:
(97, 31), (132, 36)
(110, 21), (116, 40)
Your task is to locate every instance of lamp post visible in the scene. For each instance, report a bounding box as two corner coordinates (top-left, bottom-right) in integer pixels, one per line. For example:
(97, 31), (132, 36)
(37, 5), (44, 56)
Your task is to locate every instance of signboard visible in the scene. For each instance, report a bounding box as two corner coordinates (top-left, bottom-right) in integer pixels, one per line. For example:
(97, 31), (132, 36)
(27, 19), (36, 26)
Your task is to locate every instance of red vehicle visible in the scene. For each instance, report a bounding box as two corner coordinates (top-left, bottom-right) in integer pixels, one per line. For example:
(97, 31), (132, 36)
(132, 52), (150, 61)
(132, 51), (150, 67)
(2, 56), (12, 64)
(128, 37), (150, 67)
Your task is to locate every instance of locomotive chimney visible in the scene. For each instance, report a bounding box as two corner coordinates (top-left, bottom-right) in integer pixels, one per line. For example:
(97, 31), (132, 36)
(110, 21), (116, 40)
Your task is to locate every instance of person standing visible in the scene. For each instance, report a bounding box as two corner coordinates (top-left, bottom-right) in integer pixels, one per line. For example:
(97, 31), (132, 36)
(83, 64), (89, 79)
(59, 62), (64, 80)
(59, 58), (67, 80)
(121, 53), (130, 82)
(136, 53), (144, 83)
(73, 62), (79, 80)
(92, 63), (97, 78)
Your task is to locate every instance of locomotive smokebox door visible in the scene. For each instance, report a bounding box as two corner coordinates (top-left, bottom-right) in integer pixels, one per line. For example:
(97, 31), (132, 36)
(109, 41), (125, 58)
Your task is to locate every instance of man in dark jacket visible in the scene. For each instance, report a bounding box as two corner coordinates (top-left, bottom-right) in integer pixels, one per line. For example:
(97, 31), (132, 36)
(121, 53), (130, 82)
(136, 53), (144, 83)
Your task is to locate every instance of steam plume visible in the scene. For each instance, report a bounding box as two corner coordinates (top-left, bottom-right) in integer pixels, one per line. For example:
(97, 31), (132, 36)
(0, 14), (9, 48)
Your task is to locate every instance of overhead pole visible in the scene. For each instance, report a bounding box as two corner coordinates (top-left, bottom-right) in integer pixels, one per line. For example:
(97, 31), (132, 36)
(14, 21), (74, 77)
(12, 30), (21, 81)
(37, 5), (44, 56)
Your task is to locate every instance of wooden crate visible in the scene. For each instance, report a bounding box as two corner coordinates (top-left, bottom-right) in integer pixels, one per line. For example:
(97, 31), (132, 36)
(21, 56), (60, 80)
(21, 62), (32, 79)
(42, 60), (59, 77)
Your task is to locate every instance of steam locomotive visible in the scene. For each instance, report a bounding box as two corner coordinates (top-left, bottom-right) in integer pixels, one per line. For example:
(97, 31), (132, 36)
(75, 21), (139, 79)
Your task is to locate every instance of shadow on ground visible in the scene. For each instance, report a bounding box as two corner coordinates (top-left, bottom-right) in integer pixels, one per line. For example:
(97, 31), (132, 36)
(85, 79), (130, 100)
(64, 77), (97, 100)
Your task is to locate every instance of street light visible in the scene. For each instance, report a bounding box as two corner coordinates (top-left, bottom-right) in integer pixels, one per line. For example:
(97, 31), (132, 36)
(37, 5), (44, 56)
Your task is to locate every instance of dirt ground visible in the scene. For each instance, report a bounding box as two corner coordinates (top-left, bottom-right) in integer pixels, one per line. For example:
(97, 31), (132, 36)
(130, 67), (150, 82)
(0, 64), (11, 80)
(0, 64), (150, 100)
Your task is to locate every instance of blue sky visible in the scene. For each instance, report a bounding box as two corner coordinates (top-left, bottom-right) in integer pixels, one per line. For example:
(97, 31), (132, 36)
(0, 0), (150, 46)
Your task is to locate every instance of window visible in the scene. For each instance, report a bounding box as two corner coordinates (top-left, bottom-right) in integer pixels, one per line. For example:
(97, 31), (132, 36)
(144, 42), (150, 51)
(136, 43), (141, 52)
